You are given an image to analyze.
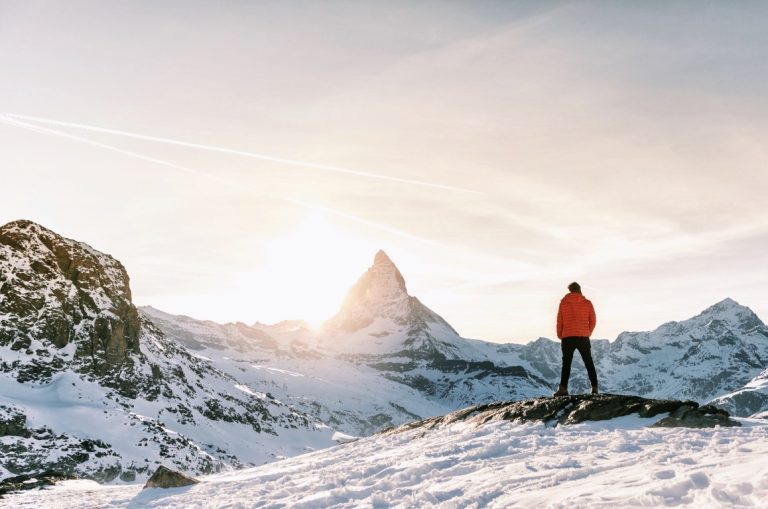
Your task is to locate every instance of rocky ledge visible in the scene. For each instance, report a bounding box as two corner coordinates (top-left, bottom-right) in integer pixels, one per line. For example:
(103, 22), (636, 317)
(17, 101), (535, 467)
(381, 394), (741, 435)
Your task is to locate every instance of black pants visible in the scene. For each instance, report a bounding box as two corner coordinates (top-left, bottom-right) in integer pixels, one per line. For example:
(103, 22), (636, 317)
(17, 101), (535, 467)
(560, 337), (598, 387)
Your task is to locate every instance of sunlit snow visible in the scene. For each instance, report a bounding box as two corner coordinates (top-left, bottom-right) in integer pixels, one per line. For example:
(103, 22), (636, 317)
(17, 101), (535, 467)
(6, 416), (767, 508)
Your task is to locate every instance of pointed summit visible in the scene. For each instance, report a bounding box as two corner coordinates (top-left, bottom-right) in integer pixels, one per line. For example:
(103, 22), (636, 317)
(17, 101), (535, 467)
(325, 251), (409, 332)
(323, 250), (464, 357)
(374, 249), (393, 266)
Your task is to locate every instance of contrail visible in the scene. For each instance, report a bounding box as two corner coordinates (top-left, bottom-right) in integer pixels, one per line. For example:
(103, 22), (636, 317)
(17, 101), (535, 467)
(0, 115), (437, 244)
(0, 113), (481, 194)
(0, 115), (230, 185)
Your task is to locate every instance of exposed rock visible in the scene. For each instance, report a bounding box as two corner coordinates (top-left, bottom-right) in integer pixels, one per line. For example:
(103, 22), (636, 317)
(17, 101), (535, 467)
(651, 404), (740, 428)
(0, 220), (140, 376)
(143, 466), (199, 489)
(0, 470), (75, 497)
(0, 406), (31, 438)
(381, 394), (741, 435)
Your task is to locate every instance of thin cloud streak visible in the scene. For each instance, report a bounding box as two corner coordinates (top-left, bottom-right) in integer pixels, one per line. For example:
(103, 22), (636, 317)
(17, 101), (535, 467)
(0, 115), (231, 185)
(1, 113), (482, 195)
(0, 114), (447, 253)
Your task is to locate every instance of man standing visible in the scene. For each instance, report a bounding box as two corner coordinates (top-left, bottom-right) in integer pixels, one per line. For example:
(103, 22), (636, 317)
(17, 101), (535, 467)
(553, 282), (599, 397)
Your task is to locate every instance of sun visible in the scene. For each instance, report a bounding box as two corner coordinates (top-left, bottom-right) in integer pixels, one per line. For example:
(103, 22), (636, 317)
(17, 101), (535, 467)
(245, 209), (379, 327)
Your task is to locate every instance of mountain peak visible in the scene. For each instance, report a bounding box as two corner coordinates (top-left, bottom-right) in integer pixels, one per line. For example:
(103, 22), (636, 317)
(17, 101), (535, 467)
(324, 251), (411, 332)
(1, 218), (41, 231)
(366, 249), (407, 295)
(0, 219), (49, 241)
(374, 249), (393, 266)
(696, 298), (764, 330)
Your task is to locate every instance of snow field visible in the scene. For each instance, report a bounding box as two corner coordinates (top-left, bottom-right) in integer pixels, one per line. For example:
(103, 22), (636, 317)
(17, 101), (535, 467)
(5, 417), (767, 508)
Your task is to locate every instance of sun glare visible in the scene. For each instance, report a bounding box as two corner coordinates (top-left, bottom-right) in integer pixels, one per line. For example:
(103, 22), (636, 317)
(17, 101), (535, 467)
(245, 210), (378, 327)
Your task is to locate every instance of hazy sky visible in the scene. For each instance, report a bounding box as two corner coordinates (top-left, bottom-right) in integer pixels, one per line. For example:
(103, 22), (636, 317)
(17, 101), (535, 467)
(1, 1), (766, 343)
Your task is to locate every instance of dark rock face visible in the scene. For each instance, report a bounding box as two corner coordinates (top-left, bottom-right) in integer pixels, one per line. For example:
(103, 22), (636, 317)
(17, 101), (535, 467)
(0, 406), (31, 438)
(143, 465), (199, 489)
(651, 404), (739, 428)
(0, 470), (75, 497)
(0, 220), (140, 377)
(382, 394), (741, 435)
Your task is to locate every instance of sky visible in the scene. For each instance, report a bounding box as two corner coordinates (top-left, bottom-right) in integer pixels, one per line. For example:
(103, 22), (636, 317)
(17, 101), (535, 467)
(1, 0), (766, 343)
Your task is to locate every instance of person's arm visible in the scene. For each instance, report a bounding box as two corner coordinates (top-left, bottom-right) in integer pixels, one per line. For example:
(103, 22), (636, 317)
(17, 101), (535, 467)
(588, 301), (596, 337)
(557, 301), (564, 339)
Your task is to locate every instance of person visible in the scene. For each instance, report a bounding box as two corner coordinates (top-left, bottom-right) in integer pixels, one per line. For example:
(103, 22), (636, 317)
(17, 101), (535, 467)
(553, 282), (599, 397)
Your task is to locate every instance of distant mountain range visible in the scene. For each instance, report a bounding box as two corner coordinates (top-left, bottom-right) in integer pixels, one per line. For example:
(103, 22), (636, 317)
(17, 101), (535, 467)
(1, 220), (766, 482)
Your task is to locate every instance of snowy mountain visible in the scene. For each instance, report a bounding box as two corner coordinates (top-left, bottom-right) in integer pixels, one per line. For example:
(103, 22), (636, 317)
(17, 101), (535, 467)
(0, 220), (334, 484)
(322, 249), (468, 357)
(6, 396), (767, 508)
(710, 367), (768, 418)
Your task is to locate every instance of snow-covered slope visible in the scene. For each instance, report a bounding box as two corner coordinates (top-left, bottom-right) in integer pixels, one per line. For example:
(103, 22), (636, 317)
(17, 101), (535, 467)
(0, 220), (334, 483)
(7, 406), (767, 508)
(710, 367), (768, 418)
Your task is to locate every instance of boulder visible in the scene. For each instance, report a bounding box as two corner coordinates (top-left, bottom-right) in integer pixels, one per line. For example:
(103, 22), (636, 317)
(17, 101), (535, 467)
(143, 466), (199, 489)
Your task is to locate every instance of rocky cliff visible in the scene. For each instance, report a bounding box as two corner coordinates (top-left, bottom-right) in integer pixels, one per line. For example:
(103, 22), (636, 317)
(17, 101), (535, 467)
(0, 220), (335, 484)
(0, 220), (139, 384)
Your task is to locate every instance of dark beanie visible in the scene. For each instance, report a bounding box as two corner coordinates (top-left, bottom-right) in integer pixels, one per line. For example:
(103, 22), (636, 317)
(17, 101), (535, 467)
(568, 282), (581, 293)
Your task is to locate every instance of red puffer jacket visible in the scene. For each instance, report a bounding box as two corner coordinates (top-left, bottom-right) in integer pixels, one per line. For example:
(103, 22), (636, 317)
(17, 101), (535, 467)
(557, 292), (596, 339)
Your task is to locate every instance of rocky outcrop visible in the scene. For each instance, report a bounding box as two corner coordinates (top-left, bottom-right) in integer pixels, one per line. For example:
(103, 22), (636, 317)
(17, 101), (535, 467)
(0, 470), (75, 497)
(0, 405), (31, 438)
(381, 394), (741, 435)
(143, 466), (199, 489)
(651, 403), (738, 428)
(0, 220), (140, 376)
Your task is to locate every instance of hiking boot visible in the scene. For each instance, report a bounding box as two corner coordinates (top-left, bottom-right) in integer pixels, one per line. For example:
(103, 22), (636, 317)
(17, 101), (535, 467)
(552, 385), (568, 397)
(591, 385), (599, 395)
